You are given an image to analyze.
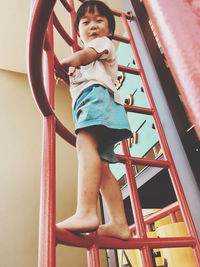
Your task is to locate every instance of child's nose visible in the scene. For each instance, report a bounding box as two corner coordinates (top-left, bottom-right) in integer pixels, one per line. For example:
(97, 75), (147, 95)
(90, 21), (97, 29)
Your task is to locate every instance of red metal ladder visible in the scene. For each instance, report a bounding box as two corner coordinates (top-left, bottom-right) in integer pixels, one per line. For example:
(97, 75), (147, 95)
(27, 0), (200, 266)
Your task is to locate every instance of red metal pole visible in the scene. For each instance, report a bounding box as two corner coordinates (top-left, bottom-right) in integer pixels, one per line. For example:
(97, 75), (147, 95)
(121, 140), (154, 267)
(121, 9), (200, 263)
(69, 0), (79, 52)
(87, 244), (100, 267)
(38, 16), (56, 267)
(121, 8), (200, 265)
(170, 213), (177, 224)
(142, 0), (200, 140)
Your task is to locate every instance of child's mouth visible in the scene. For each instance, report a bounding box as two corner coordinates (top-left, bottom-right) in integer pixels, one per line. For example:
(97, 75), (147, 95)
(91, 32), (98, 37)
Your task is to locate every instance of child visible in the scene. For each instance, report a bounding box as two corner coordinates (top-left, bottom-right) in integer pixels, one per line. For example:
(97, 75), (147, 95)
(56, 0), (132, 240)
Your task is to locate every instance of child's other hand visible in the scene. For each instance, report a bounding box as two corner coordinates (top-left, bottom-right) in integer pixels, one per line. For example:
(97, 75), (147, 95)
(60, 62), (76, 76)
(54, 67), (69, 85)
(60, 62), (69, 73)
(54, 73), (62, 85)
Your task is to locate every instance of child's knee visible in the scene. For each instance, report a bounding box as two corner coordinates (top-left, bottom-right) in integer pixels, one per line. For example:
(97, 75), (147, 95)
(76, 130), (98, 154)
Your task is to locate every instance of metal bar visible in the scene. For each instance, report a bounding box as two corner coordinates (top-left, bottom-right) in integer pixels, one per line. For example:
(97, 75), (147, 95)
(97, 236), (196, 250)
(170, 213), (177, 224)
(121, 142), (146, 237)
(38, 116), (56, 267)
(146, 224), (152, 232)
(118, 64), (141, 75)
(56, 227), (196, 249)
(59, 0), (72, 12)
(122, 4), (198, 238)
(69, 0), (79, 52)
(143, 202), (179, 228)
(113, 34), (130, 43)
(121, 140), (154, 267)
(38, 15), (56, 267)
(53, 12), (74, 46)
(27, 0), (57, 117)
(111, 8), (134, 20)
(117, 153), (170, 168)
(87, 244), (101, 267)
(124, 104), (154, 115)
(55, 118), (76, 146)
(121, 8), (200, 265)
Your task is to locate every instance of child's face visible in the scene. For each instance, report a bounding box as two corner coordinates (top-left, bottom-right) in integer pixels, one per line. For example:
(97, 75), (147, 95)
(78, 7), (111, 45)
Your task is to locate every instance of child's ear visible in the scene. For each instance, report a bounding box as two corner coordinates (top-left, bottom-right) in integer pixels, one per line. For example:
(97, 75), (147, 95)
(108, 31), (113, 38)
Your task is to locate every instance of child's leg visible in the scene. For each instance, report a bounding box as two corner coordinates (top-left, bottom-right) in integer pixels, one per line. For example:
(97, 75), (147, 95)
(98, 161), (131, 240)
(56, 129), (101, 232)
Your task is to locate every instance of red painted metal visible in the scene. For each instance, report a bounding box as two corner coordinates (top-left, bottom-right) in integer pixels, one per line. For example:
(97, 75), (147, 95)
(60, 0), (72, 12)
(69, 0), (78, 52)
(143, 0), (200, 140)
(27, 0), (56, 117)
(118, 64), (141, 75)
(170, 213), (177, 224)
(27, 0), (200, 266)
(56, 227), (196, 250)
(97, 236), (196, 250)
(111, 8), (134, 20)
(121, 10), (200, 264)
(146, 224), (152, 232)
(121, 140), (154, 267)
(27, 0), (76, 146)
(117, 152), (170, 167)
(113, 34), (130, 43)
(38, 116), (56, 267)
(38, 16), (56, 267)
(124, 104), (154, 115)
(53, 12), (74, 46)
(87, 244), (100, 267)
(130, 202), (179, 233)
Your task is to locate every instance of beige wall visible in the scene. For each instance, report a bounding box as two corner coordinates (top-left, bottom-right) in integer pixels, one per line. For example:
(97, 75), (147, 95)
(0, 69), (41, 266)
(0, 69), (107, 266)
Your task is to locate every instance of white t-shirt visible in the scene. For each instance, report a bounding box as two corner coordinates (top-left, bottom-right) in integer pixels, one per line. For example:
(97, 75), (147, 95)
(69, 36), (123, 107)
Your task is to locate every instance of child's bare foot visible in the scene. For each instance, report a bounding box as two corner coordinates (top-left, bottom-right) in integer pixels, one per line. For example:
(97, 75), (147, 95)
(97, 222), (131, 240)
(56, 213), (100, 233)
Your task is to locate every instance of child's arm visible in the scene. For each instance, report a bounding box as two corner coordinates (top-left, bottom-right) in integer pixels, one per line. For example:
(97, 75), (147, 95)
(61, 47), (108, 69)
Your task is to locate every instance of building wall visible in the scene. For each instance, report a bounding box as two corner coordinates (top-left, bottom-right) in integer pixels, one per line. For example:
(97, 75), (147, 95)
(0, 69), (107, 266)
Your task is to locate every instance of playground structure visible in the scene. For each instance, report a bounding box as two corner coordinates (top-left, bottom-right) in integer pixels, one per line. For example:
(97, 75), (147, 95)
(27, 0), (200, 266)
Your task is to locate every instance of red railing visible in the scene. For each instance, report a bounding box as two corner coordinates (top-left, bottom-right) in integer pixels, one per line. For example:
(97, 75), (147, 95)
(142, 0), (200, 140)
(27, 0), (200, 266)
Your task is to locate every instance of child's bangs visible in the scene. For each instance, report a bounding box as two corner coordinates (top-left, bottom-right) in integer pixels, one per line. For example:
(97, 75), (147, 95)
(84, 5), (106, 17)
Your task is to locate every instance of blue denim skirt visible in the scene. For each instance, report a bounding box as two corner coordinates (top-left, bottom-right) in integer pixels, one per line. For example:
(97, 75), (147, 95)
(73, 84), (132, 163)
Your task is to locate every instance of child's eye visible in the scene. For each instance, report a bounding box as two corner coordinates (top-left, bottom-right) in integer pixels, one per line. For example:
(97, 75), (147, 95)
(82, 20), (89, 25)
(97, 19), (103, 22)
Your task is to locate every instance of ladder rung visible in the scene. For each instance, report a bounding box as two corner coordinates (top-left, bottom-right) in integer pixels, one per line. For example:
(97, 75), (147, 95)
(118, 64), (141, 75)
(117, 154), (170, 168)
(111, 9), (134, 20)
(56, 227), (195, 250)
(130, 201), (179, 232)
(113, 34), (130, 43)
(98, 236), (196, 250)
(53, 13), (74, 46)
(124, 104), (154, 115)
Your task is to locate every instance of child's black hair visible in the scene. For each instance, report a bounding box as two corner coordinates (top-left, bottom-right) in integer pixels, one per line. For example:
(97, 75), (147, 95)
(74, 0), (115, 38)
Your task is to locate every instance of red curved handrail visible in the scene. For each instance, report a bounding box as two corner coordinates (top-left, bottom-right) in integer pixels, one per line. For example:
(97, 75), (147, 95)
(27, 0), (76, 146)
(27, 0), (56, 116)
(53, 12), (74, 46)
